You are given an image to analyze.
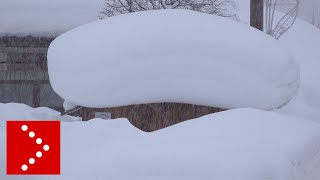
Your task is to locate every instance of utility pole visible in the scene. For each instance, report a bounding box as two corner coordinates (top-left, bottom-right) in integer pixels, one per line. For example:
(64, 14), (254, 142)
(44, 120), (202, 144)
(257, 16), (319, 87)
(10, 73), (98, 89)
(250, 0), (264, 31)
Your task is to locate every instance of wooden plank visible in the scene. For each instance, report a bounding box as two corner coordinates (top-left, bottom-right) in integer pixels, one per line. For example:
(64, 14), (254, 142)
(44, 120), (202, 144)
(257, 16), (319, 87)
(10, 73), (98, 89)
(33, 82), (41, 107)
(0, 80), (49, 84)
(0, 71), (49, 81)
(0, 47), (47, 54)
(0, 64), (7, 71)
(0, 53), (7, 62)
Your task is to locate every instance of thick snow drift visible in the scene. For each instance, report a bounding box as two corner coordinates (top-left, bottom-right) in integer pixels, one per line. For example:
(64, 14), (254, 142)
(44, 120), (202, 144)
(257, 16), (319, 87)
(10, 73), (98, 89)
(48, 10), (299, 110)
(277, 20), (320, 121)
(235, 0), (320, 122)
(1, 108), (320, 180)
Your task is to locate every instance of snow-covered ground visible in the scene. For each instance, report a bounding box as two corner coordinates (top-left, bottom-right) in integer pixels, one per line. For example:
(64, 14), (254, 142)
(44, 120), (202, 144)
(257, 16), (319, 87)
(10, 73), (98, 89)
(48, 10), (299, 110)
(1, 104), (320, 180)
(0, 103), (80, 122)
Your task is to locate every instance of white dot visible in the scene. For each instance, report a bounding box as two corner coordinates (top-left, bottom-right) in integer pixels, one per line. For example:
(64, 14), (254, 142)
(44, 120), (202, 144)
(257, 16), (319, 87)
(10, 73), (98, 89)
(21, 125), (28, 131)
(43, 144), (50, 151)
(21, 164), (28, 171)
(36, 151), (42, 158)
(36, 138), (42, 144)
(29, 131), (35, 138)
(29, 158), (35, 165)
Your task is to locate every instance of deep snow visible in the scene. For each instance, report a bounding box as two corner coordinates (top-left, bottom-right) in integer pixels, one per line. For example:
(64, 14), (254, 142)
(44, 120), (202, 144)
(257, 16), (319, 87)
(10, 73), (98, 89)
(276, 19), (320, 122)
(1, 104), (320, 180)
(48, 10), (299, 110)
(0, 1), (319, 180)
(1, 0), (319, 120)
(235, 0), (320, 122)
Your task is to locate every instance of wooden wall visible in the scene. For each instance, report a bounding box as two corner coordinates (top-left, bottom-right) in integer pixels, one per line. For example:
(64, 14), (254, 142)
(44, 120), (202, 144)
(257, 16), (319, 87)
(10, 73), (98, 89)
(0, 36), (63, 110)
(74, 103), (225, 132)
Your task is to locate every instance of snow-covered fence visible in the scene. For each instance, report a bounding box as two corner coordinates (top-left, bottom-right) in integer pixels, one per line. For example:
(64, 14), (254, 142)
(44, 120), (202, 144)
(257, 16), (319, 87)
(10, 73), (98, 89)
(0, 36), (63, 110)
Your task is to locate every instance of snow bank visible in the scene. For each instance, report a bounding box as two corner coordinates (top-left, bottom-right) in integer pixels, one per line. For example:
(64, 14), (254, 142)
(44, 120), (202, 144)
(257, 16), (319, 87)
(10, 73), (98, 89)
(48, 10), (299, 110)
(235, 0), (320, 122)
(0, 103), (80, 122)
(277, 20), (320, 122)
(0, 0), (103, 36)
(1, 108), (320, 180)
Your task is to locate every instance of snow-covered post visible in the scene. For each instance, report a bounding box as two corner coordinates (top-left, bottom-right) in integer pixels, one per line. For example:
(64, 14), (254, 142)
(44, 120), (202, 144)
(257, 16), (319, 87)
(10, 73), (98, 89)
(250, 0), (264, 31)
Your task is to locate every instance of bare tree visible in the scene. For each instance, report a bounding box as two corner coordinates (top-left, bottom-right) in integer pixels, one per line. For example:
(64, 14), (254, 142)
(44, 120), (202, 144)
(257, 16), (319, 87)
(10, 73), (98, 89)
(100, 0), (237, 19)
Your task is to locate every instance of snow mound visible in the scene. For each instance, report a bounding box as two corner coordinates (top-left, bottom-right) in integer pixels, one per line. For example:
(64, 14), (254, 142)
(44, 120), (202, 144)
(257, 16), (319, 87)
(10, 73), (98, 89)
(0, 103), (81, 122)
(48, 10), (299, 110)
(1, 108), (320, 180)
(277, 20), (320, 121)
(235, 0), (320, 121)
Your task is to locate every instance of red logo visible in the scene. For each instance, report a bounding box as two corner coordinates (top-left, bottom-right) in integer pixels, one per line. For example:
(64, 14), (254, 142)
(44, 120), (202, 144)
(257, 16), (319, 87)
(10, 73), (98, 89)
(6, 121), (60, 175)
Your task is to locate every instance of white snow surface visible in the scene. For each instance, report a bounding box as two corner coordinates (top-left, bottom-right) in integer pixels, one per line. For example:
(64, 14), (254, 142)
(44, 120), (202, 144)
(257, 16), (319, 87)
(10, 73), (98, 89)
(1, 106), (320, 180)
(0, 2), (319, 180)
(48, 10), (299, 110)
(0, 103), (80, 122)
(0, 0), (103, 36)
(277, 20), (320, 122)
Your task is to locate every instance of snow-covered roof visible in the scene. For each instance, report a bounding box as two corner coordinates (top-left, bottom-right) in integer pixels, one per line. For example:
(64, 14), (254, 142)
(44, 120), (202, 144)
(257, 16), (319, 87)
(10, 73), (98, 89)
(48, 9), (299, 110)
